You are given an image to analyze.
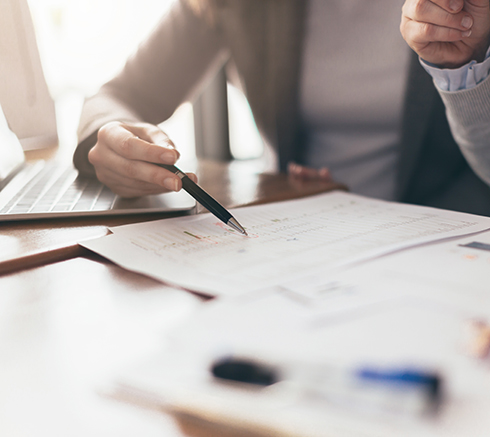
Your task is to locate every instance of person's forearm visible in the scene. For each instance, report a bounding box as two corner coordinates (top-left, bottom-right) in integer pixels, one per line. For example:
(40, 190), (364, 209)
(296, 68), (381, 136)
(75, 0), (226, 173)
(438, 75), (490, 187)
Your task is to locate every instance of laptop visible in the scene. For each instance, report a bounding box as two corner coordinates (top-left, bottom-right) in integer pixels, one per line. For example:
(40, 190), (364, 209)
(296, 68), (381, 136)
(0, 0), (58, 151)
(0, 0), (194, 222)
(0, 105), (195, 222)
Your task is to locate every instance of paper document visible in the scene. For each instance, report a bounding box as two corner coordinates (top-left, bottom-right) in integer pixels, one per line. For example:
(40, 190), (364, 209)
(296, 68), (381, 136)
(81, 192), (490, 296)
(115, 289), (490, 437)
(317, 228), (490, 318)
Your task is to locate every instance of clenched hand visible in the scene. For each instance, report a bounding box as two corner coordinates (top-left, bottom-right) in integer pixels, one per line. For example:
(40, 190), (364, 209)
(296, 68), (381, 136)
(401, 0), (490, 68)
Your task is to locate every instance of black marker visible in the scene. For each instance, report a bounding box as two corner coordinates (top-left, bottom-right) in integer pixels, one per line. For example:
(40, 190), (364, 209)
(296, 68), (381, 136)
(212, 357), (278, 386)
(211, 357), (443, 415)
(158, 164), (247, 235)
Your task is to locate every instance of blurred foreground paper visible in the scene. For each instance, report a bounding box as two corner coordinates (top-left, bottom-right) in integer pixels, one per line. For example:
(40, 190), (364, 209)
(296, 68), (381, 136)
(0, 0), (57, 150)
(113, 288), (490, 437)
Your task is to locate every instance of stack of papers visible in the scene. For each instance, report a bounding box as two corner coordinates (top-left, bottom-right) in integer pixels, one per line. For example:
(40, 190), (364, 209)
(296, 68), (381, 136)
(81, 192), (490, 436)
(81, 192), (490, 296)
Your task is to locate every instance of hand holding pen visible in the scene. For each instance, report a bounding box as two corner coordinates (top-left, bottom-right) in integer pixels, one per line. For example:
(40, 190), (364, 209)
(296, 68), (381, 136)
(88, 121), (193, 197)
(157, 163), (247, 235)
(89, 121), (246, 234)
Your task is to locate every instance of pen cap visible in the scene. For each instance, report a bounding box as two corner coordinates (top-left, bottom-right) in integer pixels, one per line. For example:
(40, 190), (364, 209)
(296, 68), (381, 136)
(355, 367), (443, 405)
(211, 357), (278, 386)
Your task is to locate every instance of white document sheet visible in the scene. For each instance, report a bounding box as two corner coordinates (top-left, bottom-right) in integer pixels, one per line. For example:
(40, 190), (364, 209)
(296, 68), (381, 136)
(314, 227), (490, 318)
(81, 192), (490, 296)
(115, 288), (490, 437)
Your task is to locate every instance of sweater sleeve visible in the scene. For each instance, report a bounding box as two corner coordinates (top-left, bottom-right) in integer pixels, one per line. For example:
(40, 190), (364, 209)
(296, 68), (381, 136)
(74, 0), (227, 175)
(437, 74), (490, 188)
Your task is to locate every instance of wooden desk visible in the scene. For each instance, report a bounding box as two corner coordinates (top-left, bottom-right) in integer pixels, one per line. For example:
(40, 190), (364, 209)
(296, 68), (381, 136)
(0, 157), (344, 436)
(0, 159), (344, 276)
(0, 256), (200, 436)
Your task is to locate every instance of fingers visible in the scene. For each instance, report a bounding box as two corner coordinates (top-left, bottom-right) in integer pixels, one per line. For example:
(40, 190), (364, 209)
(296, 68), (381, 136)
(96, 165), (197, 198)
(97, 168), (169, 197)
(100, 121), (180, 165)
(122, 122), (177, 150)
(399, 0), (490, 67)
(402, 0), (474, 44)
(186, 172), (198, 184)
(288, 162), (332, 182)
(91, 145), (180, 190)
(428, 0), (463, 14)
(89, 121), (195, 197)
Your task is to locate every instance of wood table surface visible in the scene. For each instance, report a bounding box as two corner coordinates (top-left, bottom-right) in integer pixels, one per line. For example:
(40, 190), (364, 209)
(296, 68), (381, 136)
(0, 255), (202, 437)
(0, 158), (345, 276)
(1, 154), (345, 437)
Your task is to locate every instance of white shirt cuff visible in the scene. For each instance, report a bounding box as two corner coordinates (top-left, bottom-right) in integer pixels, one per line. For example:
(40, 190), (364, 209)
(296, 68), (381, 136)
(420, 46), (490, 92)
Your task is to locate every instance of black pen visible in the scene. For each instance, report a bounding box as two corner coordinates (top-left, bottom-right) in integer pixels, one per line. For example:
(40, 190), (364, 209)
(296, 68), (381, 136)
(157, 164), (247, 236)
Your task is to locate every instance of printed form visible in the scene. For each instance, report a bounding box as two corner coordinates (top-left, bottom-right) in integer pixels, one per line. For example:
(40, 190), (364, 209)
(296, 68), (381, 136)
(81, 192), (490, 296)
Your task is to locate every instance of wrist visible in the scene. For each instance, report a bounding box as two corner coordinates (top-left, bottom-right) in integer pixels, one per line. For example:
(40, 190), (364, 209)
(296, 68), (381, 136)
(471, 32), (490, 64)
(420, 46), (490, 92)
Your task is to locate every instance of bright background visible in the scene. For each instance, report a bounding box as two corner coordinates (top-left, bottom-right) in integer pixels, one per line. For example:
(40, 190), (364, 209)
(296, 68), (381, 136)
(27, 0), (264, 161)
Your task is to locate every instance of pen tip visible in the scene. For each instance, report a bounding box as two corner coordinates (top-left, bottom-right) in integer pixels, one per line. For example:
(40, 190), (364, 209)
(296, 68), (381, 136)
(228, 217), (247, 236)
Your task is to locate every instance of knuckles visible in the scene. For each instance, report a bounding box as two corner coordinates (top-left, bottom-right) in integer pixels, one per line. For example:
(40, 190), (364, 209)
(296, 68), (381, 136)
(411, 0), (428, 18)
(148, 167), (166, 186)
(87, 144), (102, 166)
(420, 21), (436, 39)
(97, 121), (122, 142)
(123, 159), (139, 179)
(119, 133), (136, 155)
(401, 0), (428, 19)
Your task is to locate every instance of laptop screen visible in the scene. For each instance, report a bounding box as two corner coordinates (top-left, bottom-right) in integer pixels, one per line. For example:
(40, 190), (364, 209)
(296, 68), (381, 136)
(0, 103), (25, 183)
(0, 0), (58, 151)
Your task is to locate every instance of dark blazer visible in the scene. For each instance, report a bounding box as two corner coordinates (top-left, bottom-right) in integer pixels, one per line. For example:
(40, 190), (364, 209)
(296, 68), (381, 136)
(75, 0), (490, 215)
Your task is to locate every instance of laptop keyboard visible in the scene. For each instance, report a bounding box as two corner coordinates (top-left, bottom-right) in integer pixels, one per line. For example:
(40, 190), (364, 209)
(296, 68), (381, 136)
(0, 162), (116, 215)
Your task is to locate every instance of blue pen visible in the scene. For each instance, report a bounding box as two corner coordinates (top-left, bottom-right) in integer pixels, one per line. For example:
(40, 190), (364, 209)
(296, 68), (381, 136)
(211, 357), (443, 415)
